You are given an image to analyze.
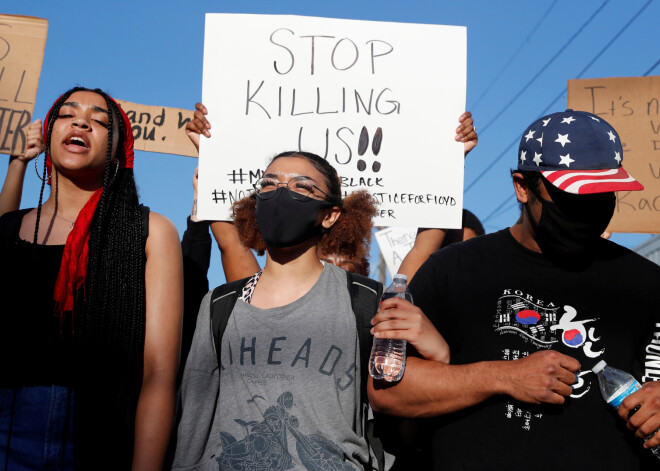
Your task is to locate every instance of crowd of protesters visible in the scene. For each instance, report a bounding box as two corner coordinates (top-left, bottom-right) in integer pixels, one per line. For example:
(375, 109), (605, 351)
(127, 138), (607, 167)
(1, 85), (659, 471)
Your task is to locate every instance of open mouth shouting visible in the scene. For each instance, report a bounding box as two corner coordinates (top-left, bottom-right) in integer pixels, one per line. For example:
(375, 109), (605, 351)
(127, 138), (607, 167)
(63, 133), (90, 152)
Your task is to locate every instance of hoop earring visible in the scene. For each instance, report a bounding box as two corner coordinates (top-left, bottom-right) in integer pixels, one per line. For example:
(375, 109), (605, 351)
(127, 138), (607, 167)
(34, 152), (47, 182)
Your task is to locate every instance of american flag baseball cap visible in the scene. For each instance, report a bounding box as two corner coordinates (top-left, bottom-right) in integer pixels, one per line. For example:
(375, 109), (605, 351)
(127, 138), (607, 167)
(517, 109), (644, 194)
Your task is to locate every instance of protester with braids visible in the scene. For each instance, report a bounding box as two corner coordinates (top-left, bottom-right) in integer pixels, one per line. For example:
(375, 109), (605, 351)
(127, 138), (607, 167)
(0, 87), (183, 470)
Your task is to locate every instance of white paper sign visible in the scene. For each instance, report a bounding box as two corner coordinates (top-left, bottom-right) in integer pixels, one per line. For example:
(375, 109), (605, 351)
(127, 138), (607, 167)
(375, 226), (418, 277)
(199, 13), (466, 227)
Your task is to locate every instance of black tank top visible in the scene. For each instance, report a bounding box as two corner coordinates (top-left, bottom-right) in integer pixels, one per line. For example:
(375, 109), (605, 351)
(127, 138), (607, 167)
(0, 209), (72, 386)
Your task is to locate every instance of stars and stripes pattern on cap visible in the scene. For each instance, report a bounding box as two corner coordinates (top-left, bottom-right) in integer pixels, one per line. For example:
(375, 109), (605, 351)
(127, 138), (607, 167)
(517, 109), (643, 194)
(541, 168), (643, 195)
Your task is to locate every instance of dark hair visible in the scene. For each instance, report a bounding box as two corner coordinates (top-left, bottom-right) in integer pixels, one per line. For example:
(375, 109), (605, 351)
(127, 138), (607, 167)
(440, 209), (485, 248)
(39, 87), (145, 467)
(233, 152), (377, 260)
(319, 189), (377, 263)
(463, 209), (485, 236)
(271, 151), (343, 207)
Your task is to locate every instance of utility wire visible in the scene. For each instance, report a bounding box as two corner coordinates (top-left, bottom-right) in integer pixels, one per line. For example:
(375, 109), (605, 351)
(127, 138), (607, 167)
(471, 0), (559, 111)
(475, 0), (654, 226)
(644, 58), (660, 76)
(467, 0), (653, 197)
(475, 0), (610, 137)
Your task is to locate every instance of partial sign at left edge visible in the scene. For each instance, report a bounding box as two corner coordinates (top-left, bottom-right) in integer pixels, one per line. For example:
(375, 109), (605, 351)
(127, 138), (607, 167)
(0, 14), (48, 156)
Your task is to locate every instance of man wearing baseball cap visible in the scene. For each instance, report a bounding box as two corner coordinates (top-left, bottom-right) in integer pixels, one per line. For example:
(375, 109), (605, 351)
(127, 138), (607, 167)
(369, 110), (660, 470)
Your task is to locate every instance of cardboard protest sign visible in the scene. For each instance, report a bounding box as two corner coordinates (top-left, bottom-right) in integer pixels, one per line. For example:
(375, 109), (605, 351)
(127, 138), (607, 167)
(374, 226), (417, 277)
(198, 14), (466, 225)
(0, 14), (48, 156)
(568, 76), (660, 233)
(116, 100), (197, 157)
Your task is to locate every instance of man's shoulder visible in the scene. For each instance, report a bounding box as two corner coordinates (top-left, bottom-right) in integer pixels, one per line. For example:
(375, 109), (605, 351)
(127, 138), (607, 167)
(597, 237), (660, 277)
(427, 229), (510, 263)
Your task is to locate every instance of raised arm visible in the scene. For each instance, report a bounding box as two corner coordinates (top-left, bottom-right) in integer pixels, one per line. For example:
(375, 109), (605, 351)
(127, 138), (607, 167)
(397, 228), (448, 281)
(457, 111), (477, 156)
(132, 212), (183, 470)
(185, 102), (260, 282)
(185, 103), (211, 152)
(397, 112), (478, 280)
(0, 120), (44, 217)
(210, 221), (260, 281)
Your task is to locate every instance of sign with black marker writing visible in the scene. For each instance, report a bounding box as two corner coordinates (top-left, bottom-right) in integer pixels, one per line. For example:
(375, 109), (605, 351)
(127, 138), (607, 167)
(116, 100), (197, 157)
(0, 14), (48, 156)
(568, 76), (660, 233)
(198, 14), (466, 226)
(374, 226), (418, 277)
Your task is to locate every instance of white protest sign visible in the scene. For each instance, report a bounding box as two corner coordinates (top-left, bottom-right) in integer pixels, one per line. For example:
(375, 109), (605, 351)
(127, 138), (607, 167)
(374, 226), (418, 277)
(199, 14), (466, 227)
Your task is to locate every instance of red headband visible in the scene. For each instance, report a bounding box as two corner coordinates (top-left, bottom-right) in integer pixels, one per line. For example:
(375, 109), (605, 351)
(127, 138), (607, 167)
(46, 90), (135, 319)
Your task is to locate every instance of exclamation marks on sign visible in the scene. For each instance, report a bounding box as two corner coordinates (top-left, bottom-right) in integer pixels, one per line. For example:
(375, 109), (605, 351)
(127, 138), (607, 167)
(357, 126), (383, 172)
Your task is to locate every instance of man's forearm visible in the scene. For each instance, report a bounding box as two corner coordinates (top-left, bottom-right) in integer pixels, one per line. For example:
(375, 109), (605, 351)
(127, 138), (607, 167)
(368, 357), (506, 418)
(369, 349), (579, 418)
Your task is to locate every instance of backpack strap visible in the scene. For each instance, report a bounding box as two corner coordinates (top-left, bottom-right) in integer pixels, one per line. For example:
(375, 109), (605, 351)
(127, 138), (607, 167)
(210, 276), (251, 370)
(346, 271), (385, 471)
(346, 271), (383, 405)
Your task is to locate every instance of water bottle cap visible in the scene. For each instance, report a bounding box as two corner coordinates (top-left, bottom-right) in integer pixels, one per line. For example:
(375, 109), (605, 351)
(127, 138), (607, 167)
(393, 274), (408, 283)
(592, 360), (607, 374)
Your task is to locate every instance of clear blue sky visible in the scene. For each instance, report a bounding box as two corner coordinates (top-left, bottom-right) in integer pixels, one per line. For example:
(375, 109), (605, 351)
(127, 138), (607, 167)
(3, 0), (659, 287)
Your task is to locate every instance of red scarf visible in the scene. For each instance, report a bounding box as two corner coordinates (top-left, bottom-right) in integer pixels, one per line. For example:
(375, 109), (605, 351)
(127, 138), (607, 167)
(44, 92), (135, 317)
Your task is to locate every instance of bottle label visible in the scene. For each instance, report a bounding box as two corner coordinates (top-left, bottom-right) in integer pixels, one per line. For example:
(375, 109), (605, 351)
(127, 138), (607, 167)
(608, 381), (642, 409)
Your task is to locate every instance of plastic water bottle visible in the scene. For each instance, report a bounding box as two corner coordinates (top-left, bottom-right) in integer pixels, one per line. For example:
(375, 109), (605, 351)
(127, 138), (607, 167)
(592, 360), (660, 459)
(369, 274), (412, 382)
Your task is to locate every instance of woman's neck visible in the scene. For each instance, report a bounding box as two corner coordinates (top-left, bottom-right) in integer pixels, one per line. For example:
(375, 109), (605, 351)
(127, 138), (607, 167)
(44, 172), (102, 220)
(262, 242), (324, 280)
(249, 241), (325, 309)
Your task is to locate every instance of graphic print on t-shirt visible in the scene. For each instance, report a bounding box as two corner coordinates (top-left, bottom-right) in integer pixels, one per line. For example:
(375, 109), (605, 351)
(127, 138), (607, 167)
(218, 391), (353, 471)
(494, 289), (604, 358)
(494, 289), (605, 430)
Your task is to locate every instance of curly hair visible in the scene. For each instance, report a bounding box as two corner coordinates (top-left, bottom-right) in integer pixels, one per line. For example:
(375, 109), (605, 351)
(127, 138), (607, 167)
(232, 152), (378, 266)
(37, 87), (145, 468)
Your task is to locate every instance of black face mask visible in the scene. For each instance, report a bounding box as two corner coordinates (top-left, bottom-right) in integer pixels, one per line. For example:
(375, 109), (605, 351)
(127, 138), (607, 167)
(255, 188), (335, 248)
(525, 181), (615, 258)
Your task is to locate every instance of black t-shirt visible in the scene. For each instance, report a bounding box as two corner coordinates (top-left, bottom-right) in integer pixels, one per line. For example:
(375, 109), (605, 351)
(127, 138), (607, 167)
(409, 228), (660, 470)
(0, 209), (71, 387)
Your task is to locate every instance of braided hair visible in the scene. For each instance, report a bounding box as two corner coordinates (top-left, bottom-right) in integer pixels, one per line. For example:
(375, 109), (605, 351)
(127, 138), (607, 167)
(41, 87), (146, 468)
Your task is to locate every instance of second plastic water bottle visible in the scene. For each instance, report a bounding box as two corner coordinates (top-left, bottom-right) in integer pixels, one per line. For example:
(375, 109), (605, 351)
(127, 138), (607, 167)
(592, 360), (660, 459)
(369, 274), (412, 382)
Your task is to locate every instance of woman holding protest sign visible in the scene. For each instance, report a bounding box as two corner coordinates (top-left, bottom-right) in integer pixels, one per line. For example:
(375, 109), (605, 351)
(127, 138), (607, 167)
(0, 87), (183, 470)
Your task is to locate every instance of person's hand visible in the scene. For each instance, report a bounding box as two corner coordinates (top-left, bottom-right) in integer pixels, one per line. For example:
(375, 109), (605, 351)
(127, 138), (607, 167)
(371, 296), (450, 363)
(15, 119), (44, 161)
(185, 103), (211, 152)
(619, 381), (660, 449)
(455, 111), (477, 157)
(500, 350), (580, 404)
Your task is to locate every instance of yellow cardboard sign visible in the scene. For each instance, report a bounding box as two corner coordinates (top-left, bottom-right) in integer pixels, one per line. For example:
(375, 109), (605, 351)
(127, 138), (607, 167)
(0, 14), (48, 156)
(568, 76), (660, 233)
(116, 100), (197, 157)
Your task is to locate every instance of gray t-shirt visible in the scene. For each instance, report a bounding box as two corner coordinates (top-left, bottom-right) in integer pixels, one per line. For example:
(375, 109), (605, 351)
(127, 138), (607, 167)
(173, 263), (370, 471)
